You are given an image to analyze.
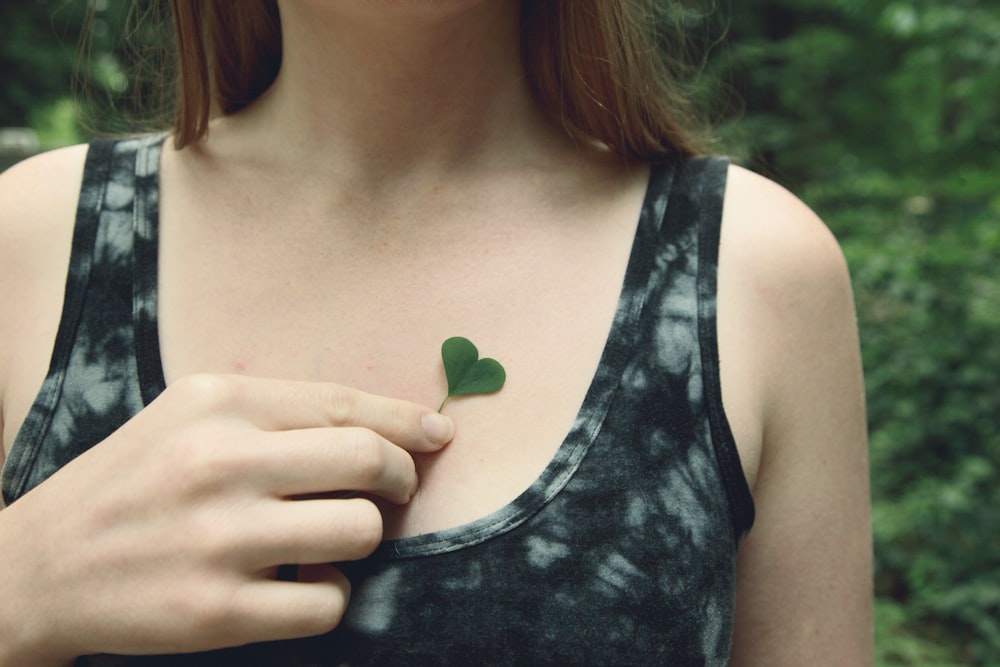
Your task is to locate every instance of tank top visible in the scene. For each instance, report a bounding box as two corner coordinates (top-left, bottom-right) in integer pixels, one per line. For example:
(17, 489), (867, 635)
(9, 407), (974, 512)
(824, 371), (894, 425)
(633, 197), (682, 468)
(2, 135), (755, 666)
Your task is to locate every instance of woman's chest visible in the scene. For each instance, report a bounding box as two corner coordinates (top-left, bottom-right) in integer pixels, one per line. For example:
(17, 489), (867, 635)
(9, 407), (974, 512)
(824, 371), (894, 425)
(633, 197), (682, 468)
(156, 199), (641, 538)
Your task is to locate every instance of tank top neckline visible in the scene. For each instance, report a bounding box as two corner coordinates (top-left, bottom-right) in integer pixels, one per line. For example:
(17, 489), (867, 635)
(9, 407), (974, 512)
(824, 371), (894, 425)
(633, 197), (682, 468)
(129, 135), (679, 559)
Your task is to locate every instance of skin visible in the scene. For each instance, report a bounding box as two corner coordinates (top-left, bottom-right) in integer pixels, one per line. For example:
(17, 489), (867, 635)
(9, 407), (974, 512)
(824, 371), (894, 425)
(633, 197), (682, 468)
(0, 0), (872, 664)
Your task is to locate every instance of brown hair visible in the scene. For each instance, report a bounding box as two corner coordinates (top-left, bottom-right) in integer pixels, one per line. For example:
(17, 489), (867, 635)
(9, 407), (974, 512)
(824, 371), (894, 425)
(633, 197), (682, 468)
(143, 0), (707, 161)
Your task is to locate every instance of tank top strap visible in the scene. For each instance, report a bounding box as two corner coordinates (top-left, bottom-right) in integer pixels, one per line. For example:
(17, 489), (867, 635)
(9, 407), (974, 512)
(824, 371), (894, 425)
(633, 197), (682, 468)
(663, 155), (755, 539)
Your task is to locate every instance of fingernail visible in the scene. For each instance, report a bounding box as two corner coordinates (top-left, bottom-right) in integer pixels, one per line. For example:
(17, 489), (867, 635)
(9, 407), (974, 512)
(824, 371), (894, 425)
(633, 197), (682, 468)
(421, 413), (454, 446)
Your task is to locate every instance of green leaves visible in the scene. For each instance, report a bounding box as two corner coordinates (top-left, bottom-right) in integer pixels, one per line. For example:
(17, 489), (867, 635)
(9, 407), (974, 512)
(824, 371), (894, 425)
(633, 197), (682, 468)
(438, 336), (506, 412)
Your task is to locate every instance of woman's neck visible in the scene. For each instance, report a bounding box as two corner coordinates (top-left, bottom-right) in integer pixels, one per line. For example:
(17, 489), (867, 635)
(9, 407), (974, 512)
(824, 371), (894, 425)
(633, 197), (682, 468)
(212, 0), (565, 186)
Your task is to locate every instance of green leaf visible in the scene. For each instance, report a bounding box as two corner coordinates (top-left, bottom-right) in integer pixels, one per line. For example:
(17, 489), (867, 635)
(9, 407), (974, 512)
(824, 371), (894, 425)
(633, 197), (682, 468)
(439, 336), (506, 411)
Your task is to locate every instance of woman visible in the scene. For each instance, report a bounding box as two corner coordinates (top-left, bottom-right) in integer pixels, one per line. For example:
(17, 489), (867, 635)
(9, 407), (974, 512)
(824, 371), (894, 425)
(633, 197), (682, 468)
(0, 1), (872, 664)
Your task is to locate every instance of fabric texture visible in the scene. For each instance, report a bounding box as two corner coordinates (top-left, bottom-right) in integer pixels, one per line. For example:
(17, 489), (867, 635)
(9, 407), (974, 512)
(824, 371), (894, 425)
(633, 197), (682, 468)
(2, 135), (755, 666)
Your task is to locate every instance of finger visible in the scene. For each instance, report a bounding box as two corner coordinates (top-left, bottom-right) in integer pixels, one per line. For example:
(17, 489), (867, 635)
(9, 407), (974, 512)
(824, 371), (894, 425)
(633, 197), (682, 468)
(228, 568), (352, 644)
(257, 427), (418, 502)
(170, 374), (454, 452)
(241, 497), (385, 567)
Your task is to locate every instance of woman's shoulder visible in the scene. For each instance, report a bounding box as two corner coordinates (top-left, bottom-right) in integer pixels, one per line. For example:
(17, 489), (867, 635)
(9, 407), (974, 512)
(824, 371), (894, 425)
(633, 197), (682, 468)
(714, 163), (859, 487)
(0, 142), (90, 185)
(0, 143), (89, 294)
(721, 163), (849, 285)
(0, 143), (90, 239)
(719, 161), (858, 408)
(0, 144), (90, 445)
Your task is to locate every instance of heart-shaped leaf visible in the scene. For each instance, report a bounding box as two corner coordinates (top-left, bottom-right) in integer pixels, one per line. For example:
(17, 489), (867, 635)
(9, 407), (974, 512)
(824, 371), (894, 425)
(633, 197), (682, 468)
(439, 336), (506, 411)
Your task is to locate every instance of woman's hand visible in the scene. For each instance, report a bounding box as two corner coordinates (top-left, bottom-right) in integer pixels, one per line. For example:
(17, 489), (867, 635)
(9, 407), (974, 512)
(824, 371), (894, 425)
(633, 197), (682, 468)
(0, 374), (453, 665)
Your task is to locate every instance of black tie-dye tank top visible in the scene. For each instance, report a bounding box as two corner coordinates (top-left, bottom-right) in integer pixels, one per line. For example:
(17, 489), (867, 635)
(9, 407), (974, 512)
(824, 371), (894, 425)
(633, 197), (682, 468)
(3, 136), (755, 666)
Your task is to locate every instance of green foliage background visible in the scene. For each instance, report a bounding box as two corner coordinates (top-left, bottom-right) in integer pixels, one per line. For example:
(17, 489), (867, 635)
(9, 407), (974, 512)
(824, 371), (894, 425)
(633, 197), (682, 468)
(2, 1), (998, 664)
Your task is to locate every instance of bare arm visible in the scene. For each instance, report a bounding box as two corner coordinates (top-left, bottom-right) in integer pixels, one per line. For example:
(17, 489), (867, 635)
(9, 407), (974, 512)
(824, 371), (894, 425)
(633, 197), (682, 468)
(0, 146), (88, 463)
(720, 166), (872, 665)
